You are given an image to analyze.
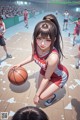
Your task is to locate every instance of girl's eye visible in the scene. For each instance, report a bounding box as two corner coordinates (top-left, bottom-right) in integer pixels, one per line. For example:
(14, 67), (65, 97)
(37, 37), (42, 40)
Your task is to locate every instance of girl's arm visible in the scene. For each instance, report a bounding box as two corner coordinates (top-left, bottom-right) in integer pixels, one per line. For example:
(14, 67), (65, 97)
(18, 55), (34, 67)
(71, 21), (77, 24)
(69, 21), (76, 25)
(36, 53), (59, 97)
(2, 22), (6, 33)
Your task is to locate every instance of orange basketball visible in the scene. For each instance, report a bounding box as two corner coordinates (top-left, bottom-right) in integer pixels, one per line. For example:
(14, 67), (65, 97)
(8, 66), (28, 85)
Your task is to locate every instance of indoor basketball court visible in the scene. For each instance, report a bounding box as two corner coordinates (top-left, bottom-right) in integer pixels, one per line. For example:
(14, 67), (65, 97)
(0, 1), (80, 120)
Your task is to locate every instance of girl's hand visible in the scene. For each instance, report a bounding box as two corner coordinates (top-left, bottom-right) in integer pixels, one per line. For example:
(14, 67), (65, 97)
(10, 64), (22, 69)
(15, 64), (22, 68)
(33, 95), (40, 104)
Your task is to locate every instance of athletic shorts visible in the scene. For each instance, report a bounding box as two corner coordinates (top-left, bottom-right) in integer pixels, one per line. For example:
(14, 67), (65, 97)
(74, 28), (80, 35)
(64, 19), (68, 23)
(40, 67), (69, 88)
(0, 36), (6, 46)
(24, 16), (28, 21)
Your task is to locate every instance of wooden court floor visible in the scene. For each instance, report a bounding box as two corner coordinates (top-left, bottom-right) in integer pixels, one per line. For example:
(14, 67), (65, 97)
(0, 32), (80, 120)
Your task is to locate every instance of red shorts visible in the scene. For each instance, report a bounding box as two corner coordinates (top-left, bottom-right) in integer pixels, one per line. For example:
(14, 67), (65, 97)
(74, 28), (80, 35)
(64, 19), (68, 23)
(24, 16), (28, 21)
(40, 67), (69, 88)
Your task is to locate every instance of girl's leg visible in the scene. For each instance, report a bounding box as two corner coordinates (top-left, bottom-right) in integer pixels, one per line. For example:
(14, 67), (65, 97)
(73, 34), (77, 46)
(39, 81), (60, 106)
(3, 45), (7, 54)
(25, 18), (28, 28)
(37, 74), (59, 99)
(66, 22), (68, 30)
(79, 45), (80, 66)
(36, 73), (60, 106)
(3, 45), (12, 58)
(73, 29), (79, 46)
(40, 81), (59, 100)
(63, 22), (65, 31)
(37, 72), (59, 99)
(78, 45), (80, 59)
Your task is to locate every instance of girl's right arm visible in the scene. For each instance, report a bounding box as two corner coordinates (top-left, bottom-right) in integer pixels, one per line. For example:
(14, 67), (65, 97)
(71, 21), (77, 24)
(17, 55), (34, 67)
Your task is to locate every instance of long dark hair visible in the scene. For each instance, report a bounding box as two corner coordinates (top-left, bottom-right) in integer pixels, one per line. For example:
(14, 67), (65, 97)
(12, 106), (48, 120)
(33, 18), (63, 59)
(43, 14), (64, 59)
(33, 20), (57, 56)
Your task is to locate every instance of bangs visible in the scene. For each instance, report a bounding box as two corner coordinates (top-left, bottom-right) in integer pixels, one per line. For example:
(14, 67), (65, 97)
(35, 21), (57, 39)
(38, 27), (50, 37)
(35, 22), (52, 38)
(33, 20), (58, 55)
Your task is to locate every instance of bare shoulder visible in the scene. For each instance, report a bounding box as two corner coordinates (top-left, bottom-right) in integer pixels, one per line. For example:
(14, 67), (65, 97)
(47, 52), (59, 65)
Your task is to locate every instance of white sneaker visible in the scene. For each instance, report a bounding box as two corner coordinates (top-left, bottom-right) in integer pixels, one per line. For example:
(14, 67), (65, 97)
(44, 94), (56, 106)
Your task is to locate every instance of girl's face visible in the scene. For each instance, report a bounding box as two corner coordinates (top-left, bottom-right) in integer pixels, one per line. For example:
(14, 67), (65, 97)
(36, 33), (51, 51)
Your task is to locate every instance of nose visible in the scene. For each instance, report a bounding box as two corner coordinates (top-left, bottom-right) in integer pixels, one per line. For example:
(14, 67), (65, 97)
(41, 39), (45, 45)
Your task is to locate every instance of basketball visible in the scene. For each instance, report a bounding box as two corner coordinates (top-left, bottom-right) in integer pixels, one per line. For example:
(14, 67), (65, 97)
(8, 66), (28, 85)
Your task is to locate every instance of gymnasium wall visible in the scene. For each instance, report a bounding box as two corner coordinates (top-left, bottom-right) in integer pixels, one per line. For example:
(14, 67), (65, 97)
(3, 11), (42, 29)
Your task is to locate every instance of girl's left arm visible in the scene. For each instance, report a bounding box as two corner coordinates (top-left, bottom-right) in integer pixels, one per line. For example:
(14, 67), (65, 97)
(36, 53), (59, 97)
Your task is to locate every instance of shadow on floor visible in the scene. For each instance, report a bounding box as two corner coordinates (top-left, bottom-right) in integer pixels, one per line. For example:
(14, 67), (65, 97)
(0, 56), (7, 64)
(71, 98), (80, 120)
(37, 87), (66, 108)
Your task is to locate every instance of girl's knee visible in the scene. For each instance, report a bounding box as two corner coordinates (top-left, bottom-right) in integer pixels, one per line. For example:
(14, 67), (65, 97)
(39, 94), (45, 100)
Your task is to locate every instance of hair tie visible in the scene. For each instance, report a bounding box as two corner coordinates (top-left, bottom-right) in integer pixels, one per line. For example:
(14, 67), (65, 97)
(42, 23), (48, 28)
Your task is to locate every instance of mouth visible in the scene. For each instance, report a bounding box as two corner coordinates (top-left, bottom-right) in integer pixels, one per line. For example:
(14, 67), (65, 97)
(40, 45), (45, 48)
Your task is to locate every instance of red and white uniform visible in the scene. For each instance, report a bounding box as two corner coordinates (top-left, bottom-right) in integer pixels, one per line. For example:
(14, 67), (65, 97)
(23, 10), (28, 22)
(74, 21), (80, 35)
(33, 48), (69, 88)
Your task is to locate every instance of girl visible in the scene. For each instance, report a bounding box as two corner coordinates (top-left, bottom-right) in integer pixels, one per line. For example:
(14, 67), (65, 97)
(23, 9), (28, 28)
(0, 16), (12, 59)
(15, 16), (69, 106)
(73, 17), (80, 46)
(75, 44), (80, 69)
(63, 10), (69, 31)
(68, 17), (80, 46)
